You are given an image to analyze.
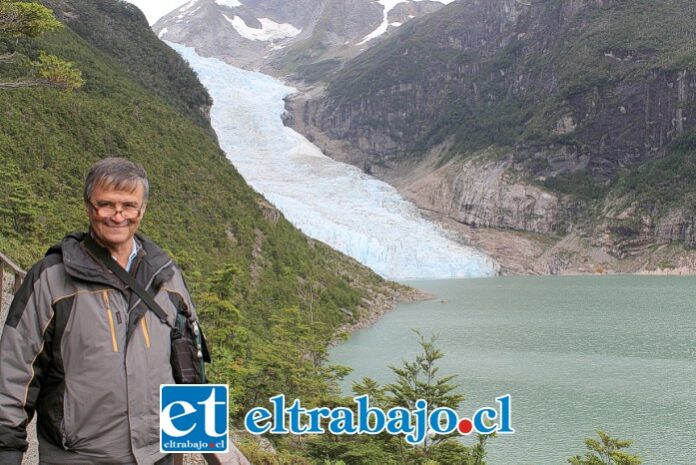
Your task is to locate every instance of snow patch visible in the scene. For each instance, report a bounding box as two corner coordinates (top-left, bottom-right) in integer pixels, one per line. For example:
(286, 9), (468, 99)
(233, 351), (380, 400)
(215, 0), (242, 7)
(222, 14), (301, 42)
(175, 0), (200, 20)
(358, 0), (456, 45)
(167, 42), (498, 280)
(158, 27), (168, 38)
(176, 0), (197, 13)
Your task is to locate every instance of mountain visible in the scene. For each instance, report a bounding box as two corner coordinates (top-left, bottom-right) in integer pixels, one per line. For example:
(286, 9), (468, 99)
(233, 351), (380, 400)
(0, 2), (405, 452)
(286, 0), (696, 274)
(154, 0), (454, 80)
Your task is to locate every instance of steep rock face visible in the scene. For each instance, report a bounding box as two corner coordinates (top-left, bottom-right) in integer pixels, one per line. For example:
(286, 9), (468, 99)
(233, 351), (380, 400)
(398, 151), (563, 234)
(598, 205), (696, 258)
(655, 210), (696, 246)
(300, 0), (696, 181)
(517, 69), (696, 182)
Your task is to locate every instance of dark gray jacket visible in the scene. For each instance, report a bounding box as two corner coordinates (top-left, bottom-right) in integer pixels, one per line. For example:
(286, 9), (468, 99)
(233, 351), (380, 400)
(0, 232), (196, 464)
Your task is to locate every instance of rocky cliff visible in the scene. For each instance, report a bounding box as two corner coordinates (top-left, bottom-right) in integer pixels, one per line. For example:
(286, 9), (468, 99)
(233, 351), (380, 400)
(287, 0), (696, 273)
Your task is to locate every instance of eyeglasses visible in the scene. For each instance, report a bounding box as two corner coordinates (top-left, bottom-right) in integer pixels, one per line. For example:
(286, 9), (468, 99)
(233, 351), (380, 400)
(87, 199), (143, 219)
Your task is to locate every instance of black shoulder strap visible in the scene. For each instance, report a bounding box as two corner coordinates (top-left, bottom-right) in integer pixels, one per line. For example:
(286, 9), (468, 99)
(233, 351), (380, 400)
(84, 234), (171, 326)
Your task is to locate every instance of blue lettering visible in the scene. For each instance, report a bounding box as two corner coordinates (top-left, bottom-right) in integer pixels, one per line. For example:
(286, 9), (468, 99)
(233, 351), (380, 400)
(244, 408), (271, 434)
(355, 395), (385, 434)
(328, 407), (357, 434)
(269, 394), (288, 434)
(287, 399), (308, 434)
(385, 407), (414, 436)
(473, 407), (497, 434)
(428, 407), (458, 434)
(496, 394), (515, 433)
(305, 407), (331, 433)
(404, 399), (427, 444)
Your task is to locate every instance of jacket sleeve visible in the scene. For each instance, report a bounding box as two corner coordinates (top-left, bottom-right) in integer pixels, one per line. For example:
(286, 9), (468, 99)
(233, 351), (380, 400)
(0, 260), (56, 463)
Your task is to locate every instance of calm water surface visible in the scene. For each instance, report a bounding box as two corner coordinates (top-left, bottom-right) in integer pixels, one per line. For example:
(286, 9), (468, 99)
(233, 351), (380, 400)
(329, 275), (696, 464)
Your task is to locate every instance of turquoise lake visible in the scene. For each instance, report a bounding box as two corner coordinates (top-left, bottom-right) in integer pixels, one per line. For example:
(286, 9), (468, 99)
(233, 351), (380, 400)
(329, 275), (696, 464)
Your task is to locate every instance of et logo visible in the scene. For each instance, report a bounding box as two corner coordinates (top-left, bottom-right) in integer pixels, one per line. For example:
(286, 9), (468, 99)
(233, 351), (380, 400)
(160, 384), (229, 453)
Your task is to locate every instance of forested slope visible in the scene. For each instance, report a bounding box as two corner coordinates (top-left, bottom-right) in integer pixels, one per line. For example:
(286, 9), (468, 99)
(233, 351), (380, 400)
(0, 3), (402, 460)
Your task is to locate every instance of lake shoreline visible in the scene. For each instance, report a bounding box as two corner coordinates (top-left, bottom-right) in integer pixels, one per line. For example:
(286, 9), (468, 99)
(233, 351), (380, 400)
(332, 285), (436, 346)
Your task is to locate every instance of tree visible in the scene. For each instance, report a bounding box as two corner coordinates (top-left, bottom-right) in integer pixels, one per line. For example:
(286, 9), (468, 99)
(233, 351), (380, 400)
(0, 1), (84, 90)
(0, 163), (45, 235)
(34, 51), (85, 90)
(384, 331), (488, 464)
(568, 431), (642, 465)
(0, 1), (61, 37)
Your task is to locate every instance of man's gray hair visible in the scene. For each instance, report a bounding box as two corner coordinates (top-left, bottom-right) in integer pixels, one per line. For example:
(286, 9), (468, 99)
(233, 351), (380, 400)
(84, 157), (149, 203)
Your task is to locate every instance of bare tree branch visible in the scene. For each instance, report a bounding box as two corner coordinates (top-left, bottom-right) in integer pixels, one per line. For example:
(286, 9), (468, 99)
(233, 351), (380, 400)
(0, 52), (17, 63)
(0, 79), (52, 89)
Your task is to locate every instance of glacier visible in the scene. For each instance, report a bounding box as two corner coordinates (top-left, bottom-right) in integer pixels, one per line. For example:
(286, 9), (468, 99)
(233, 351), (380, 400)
(169, 42), (498, 280)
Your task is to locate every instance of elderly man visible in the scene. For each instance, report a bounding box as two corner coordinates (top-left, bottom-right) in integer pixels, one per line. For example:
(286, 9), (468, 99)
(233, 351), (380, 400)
(0, 158), (244, 465)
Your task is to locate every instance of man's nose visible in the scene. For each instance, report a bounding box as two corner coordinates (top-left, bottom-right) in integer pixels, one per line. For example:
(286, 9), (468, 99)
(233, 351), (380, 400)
(111, 210), (127, 221)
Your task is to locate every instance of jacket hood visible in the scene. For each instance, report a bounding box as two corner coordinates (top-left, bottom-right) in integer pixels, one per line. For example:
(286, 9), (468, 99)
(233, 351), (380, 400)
(47, 231), (174, 289)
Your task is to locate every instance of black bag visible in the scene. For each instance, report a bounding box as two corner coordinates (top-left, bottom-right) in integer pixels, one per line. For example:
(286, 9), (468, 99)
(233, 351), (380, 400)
(85, 235), (210, 384)
(170, 301), (210, 384)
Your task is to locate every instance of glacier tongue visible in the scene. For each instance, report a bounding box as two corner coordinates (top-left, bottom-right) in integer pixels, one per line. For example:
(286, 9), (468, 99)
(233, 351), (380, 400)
(169, 42), (498, 280)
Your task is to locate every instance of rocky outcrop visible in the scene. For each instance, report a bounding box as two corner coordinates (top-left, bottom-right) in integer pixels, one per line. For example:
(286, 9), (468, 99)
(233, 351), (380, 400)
(654, 209), (696, 247)
(596, 203), (696, 259)
(397, 150), (563, 234)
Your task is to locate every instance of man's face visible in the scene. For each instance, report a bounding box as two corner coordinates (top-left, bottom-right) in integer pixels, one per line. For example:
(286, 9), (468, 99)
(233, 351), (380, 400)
(86, 182), (146, 252)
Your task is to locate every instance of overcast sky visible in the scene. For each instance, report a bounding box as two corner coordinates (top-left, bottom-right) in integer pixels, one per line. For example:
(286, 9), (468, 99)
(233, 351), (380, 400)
(125, 0), (191, 25)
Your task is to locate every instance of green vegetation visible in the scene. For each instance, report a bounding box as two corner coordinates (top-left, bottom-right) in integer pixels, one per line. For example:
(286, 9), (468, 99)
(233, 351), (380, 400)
(0, 1), (60, 37)
(302, 333), (491, 465)
(0, 2), (403, 462)
(611, 133), (696, 212)
(542, 171), (608, 202)
(42, 0), (213, 129)
(0, 0), (82, 90)
(568, 431), (642, 465)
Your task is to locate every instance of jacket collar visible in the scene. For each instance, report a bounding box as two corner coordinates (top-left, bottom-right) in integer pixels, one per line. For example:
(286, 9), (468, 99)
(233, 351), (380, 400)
(49, 231), (174, 289)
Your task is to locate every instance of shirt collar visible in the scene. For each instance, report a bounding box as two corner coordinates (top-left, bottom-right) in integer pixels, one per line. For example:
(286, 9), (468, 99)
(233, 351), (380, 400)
(108, 237), (140, 272)
(124, 237), (140, 272)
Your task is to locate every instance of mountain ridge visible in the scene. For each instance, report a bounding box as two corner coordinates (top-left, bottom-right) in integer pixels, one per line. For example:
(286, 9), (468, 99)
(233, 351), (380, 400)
(154, 0), (453, 79)
(285, 0), (696, 274)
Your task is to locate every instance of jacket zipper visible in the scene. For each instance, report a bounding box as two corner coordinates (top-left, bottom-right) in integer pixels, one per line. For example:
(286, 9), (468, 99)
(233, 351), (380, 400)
(102, 290), (119, 352)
